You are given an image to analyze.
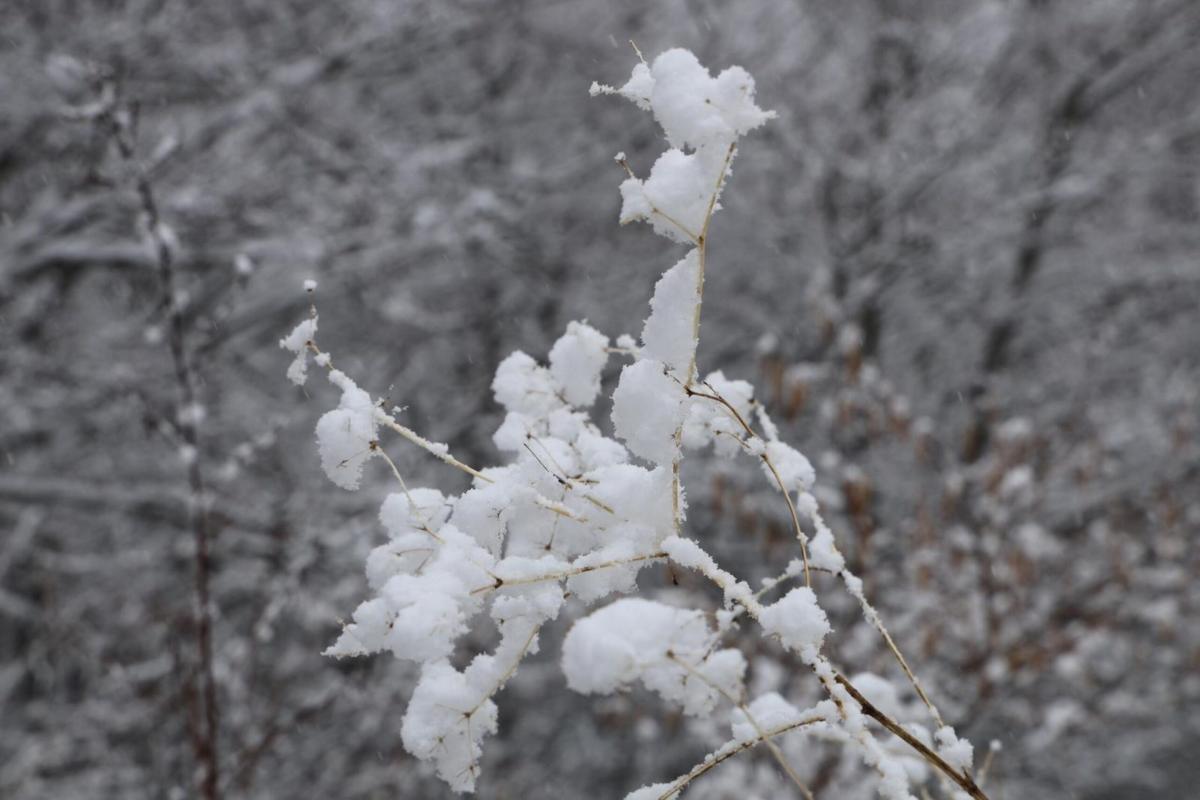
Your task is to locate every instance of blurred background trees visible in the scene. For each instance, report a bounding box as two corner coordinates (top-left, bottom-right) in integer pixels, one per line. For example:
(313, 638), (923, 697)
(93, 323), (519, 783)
(1, 0), (1197, 797)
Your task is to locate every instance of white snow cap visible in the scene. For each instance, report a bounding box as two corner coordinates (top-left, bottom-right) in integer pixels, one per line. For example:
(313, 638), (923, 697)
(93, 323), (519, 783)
(611, 359), (686, 465)
(548, 321), (610, 407)
(758, 586), (831, 659)
(562, 598), (745, 717)
(935, 725), (974, 773)
(596, 48), (775, 151)
(641, 249), (701, 374)
(279, 315), (317, 385)
(400, 661), (498, 793)
(314, 369), (378, 489)
(598, 48), (775, 243)
(619, 148), (720, 242)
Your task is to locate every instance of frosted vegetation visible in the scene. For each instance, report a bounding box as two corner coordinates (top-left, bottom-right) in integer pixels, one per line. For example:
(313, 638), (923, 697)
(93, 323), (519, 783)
(283, 49), (992, 800)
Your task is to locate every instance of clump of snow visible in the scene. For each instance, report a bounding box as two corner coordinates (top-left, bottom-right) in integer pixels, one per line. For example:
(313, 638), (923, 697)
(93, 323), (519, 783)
(611, 359), (686, 465)
(604, 49), (773, 243)
(730, 692), (800, 743)
(492, 351), (559, 417)
(279, 315), (317, 385)
(643, 48), (775, 151)
(549, 321), (609, 407)
(762, 440), (815, 493)
(641, 249), (701, 373)
(380, 488), (448, 535)
(401, 661), (498, 793)
(314, 369), (378, 489)
(562, 598), (745, 717)
(850, 672), (903, 720)
(619, 149), (717, 242)
(934, 725), (974, 773)
(758, 587), (831, 659)
(681, 370), (754, 455)
(807, 519), (845, 573)
(624, 783), (678, 800)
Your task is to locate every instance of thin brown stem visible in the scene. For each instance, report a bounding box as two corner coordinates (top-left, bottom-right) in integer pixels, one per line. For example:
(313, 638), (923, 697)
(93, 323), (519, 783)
(657, 716), (824, 800)
(667, 654), (814, 799)
(684, 385), (811, 585)
(834, 675), (990, 800)
(469, 551), (667, 596)
(101, 91), (220, 800)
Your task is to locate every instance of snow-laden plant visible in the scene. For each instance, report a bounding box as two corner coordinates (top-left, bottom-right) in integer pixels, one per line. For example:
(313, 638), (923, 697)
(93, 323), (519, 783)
(282, 49), (991, 800)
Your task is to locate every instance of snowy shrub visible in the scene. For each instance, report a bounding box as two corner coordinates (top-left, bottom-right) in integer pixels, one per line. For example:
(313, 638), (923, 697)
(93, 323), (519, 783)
(284, 49), (992, 800)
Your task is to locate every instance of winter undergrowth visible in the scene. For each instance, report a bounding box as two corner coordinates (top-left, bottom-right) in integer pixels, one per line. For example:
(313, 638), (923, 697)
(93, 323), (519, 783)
(282, 48), (990, 800)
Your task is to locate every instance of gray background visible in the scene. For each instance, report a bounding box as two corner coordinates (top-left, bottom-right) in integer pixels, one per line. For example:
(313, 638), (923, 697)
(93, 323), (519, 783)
(1, 1), (1198, 798)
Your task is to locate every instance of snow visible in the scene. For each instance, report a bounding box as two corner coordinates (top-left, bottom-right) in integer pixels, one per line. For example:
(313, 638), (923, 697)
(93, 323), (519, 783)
(681, 370), (754, 455)
(729, 692), (801, 743)
(380, 488), (448, 536)
(615, 61), (653, 110)
(850, 672), (903, 720)
(586, 464), (674, 535)
(401, 661), (498, 793)
(451, 482), (513, 555)
(641, 249), (701, 374)
(624, 783), (677, 800)
(758, 587), (831, 659)
(662, 535), (757, 611)
(314, 369), (378, 489)
(643, 48), (774, 152)
(604, 48), (773, 243)
(565, 530), (659, 603)
(364, 532), (436, 590)
(279, 316), (317, 385)
(548, 321), (609, 407)
(611, 359), (686, 465)
(935, 725), (974, 773)
(762, 440), (815, 493)
(327, 524), (497, 663)
(810, 536), (845, 578)
(492, 351), (560, 417)
(619, 148), (718, 242)
(491, 555), (570, 623)
(562, 598), (746, 717)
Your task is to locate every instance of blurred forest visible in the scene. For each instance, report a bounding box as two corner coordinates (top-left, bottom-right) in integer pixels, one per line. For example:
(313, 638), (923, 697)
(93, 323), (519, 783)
(2, 0), (1198, 798)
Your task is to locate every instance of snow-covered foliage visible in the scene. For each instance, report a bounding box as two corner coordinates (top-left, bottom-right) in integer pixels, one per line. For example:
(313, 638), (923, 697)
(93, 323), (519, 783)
(291, 49), (987, 799)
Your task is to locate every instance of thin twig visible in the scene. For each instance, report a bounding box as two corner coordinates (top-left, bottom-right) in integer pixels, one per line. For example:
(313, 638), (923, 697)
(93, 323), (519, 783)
(667, 654), (814, 799)
(99, 88), (221, 800)
(656, 716), (825, 800)
(834, 674), (989, 800)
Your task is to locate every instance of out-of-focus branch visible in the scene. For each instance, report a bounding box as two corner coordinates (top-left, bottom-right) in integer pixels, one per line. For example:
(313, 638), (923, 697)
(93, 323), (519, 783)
(91, 84), (222, 800)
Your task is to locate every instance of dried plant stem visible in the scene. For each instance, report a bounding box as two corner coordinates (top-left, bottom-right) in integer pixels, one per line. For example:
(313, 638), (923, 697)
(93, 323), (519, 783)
(977, 744), (999, 787)
(305, 341), (591, 523)
(656, 716), (825, 800)
(673, 548), (988, 799)
(101, 96), (220, 800)
(469, 551), (668, 596)
(667, 654), (813, 800)
(467, 623), (541, 717)
(685, 385), (812, 585)
(379, 416), (494, 483)
(845, 586), (945, 730)
(670, 141), (739, 531)
(760, 457), (812, 586)
(834, 675), (989, 800)
(689, 378), (943, 725)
